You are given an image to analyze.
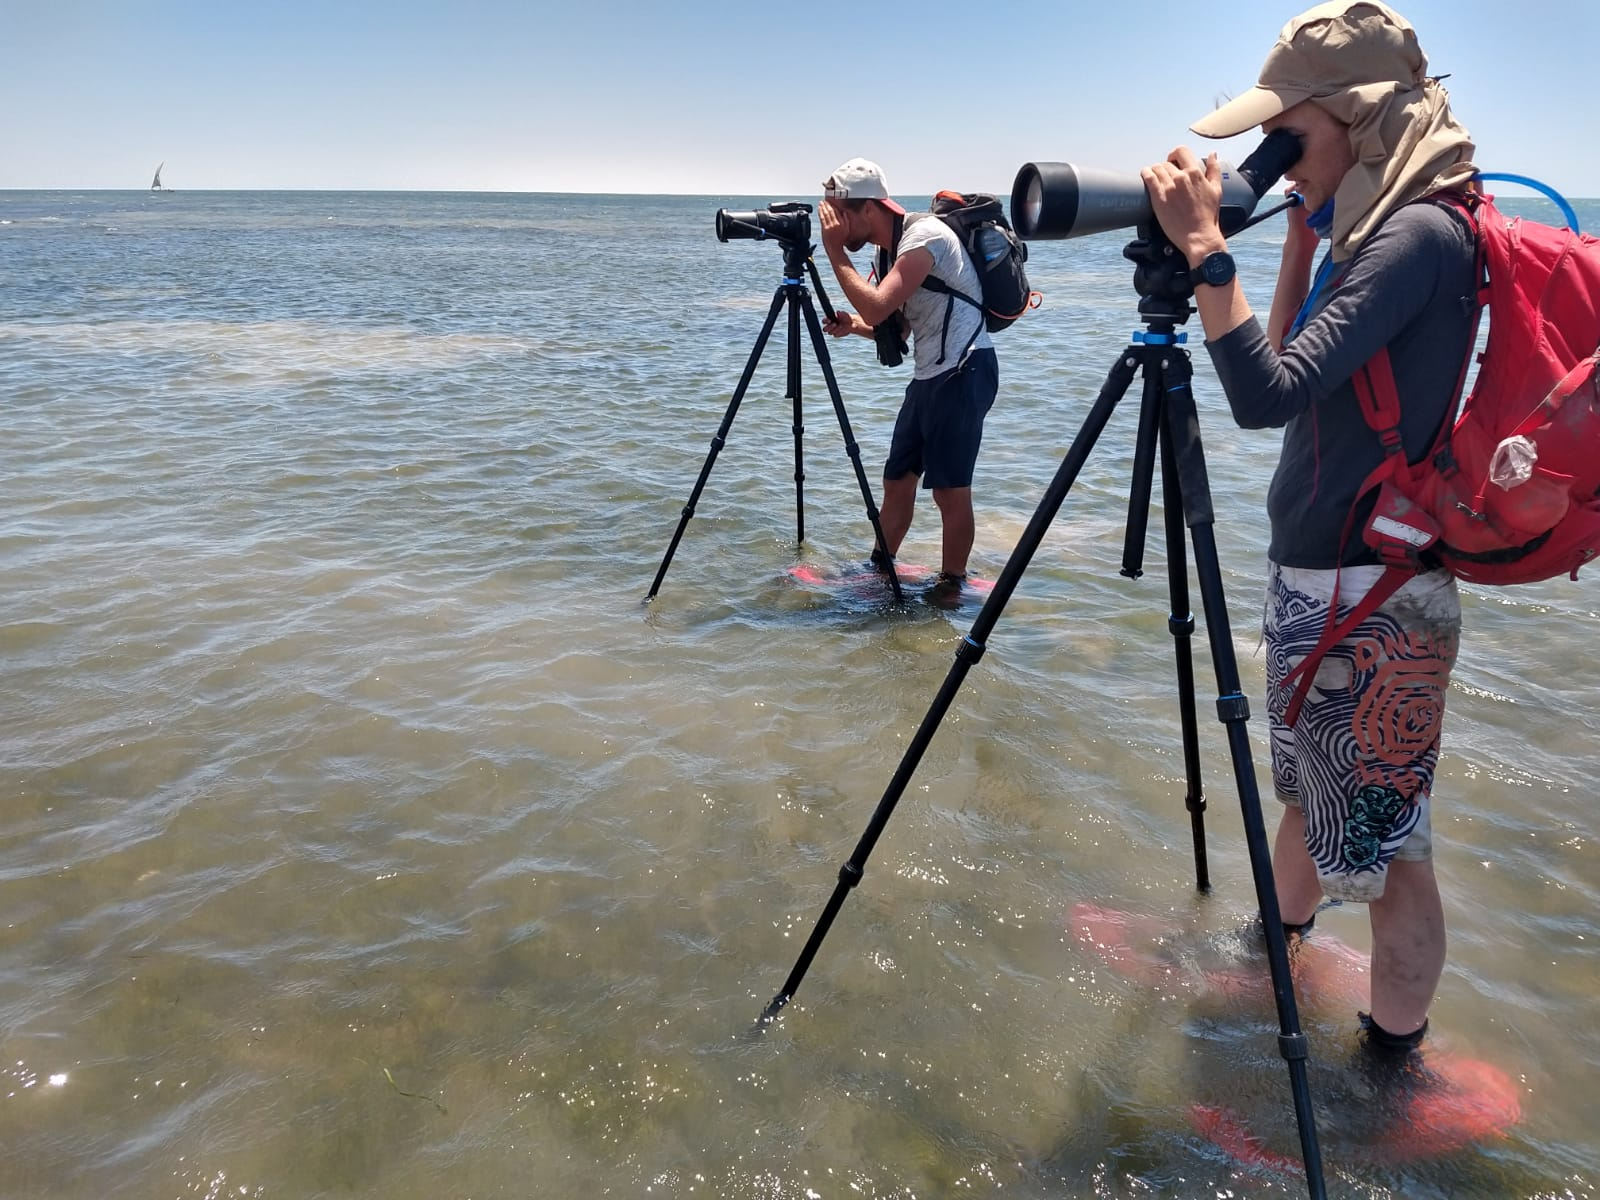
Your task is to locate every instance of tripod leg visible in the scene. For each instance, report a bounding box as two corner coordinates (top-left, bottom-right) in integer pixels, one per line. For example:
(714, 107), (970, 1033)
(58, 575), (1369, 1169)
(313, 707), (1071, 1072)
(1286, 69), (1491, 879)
(796, 289), (904, 603)
(1158, 413), (1211, 892)
(1115, 349), (1210, 886)
(1119, 363), (1165, 579)
(787, 287), (806, 544)
(1159, 355), (1326, 1197)
(760, 346), (1140, 1023)
(647, 286), (787, 600)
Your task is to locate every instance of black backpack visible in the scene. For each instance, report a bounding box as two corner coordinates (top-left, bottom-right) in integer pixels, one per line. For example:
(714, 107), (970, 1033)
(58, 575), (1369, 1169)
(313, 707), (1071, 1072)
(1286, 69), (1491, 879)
(868, 195), (1037, 368)
(922, 191), (1035, 333)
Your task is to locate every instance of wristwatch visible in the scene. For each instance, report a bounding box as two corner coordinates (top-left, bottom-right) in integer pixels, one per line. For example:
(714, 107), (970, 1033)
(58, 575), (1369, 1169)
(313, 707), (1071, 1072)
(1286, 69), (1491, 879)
(1193, 250), (1237, 288)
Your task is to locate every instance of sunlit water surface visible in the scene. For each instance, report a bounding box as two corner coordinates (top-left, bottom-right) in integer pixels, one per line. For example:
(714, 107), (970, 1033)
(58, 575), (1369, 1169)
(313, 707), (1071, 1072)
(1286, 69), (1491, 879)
(2, 190), (1595, 1199)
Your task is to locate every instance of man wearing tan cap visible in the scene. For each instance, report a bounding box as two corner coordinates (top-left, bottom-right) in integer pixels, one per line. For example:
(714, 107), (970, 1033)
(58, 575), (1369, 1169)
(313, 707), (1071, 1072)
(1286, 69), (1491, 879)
(817, 157), (999, 604)
(1142, 2), (1479, 1073)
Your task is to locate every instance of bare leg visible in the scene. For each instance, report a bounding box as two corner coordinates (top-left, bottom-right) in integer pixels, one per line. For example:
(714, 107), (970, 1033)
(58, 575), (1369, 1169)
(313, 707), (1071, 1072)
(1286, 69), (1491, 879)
(930, 485), (974, 576)
(1367, 857), (1445, 1037)
(878, 474), (917, 558)
(1272, 806), (1325, 926)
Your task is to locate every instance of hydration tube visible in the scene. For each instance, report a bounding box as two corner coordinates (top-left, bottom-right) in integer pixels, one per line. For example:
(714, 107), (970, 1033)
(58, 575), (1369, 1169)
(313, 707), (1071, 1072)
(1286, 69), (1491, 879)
(1475, 172), (1580, 233)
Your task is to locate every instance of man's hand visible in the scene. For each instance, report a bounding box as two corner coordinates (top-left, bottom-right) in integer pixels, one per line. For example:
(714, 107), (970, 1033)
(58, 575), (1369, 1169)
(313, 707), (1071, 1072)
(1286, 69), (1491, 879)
(818, 199), (849, 261)
(823, 311), (868, 338)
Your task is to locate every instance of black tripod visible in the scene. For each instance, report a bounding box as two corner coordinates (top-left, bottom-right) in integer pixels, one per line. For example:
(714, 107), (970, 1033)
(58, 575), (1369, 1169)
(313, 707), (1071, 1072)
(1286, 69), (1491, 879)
(647, 232), (904, 602)
(758, 224), (1328, 1196)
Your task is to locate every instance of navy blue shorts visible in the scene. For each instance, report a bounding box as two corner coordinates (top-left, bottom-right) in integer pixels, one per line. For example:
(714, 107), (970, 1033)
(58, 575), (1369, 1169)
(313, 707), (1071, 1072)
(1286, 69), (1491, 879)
(883, 348), (998, 490)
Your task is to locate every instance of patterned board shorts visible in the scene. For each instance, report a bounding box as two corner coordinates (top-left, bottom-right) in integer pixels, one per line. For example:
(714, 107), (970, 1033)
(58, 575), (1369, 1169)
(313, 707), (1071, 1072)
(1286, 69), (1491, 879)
(1264, 562), (1461, 903)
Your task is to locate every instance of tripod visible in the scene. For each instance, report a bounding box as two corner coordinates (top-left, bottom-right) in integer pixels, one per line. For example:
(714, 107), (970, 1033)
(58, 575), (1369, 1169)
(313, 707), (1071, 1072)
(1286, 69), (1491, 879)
(758, 224), (1328, 1196)
(647, 234), (905, 602)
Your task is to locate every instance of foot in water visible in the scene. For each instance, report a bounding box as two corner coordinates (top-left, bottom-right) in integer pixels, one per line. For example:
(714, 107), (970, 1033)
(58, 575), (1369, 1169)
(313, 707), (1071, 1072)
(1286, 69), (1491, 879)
(1067, 903), (1521, 1164)
(1190, 1046), (1522, 1170)
(865, 548), (996, 603)
(1341, 1018), (1523, 1161)
(786, 560), (992, 606)
(1068, 901), (1369, 1011)
(922, 571), (968, 610)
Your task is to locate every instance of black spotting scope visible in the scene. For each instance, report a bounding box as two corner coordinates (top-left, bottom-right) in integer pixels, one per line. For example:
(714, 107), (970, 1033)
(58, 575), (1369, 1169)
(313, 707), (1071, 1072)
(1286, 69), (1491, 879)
(1010, 129), (1304, 241)
(715, 202), (813, 244)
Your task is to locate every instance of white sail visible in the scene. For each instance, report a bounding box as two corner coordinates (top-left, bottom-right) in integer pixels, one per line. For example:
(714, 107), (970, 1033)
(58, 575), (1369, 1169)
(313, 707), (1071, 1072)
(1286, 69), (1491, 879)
(151, 163), (164, 191)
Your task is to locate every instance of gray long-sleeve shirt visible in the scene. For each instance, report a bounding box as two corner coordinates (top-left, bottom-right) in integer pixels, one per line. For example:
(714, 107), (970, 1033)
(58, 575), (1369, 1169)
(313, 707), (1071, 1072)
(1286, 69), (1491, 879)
(1207, 202), (1478, 568)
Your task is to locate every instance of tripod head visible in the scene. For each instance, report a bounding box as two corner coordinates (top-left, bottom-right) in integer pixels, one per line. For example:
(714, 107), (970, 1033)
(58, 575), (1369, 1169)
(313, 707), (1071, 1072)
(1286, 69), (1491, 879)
(781, 235), (820, 281)
(1125, 220), (1197, 329)
(1123, 188), (1308, 331)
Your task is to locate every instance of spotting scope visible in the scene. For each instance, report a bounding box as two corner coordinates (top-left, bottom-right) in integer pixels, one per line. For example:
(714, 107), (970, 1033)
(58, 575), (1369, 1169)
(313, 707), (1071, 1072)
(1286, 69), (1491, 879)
(1011, 129), (1304, 241)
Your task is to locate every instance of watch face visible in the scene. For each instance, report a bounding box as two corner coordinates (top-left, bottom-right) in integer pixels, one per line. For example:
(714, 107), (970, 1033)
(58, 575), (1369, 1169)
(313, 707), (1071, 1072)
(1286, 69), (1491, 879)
(1202, 252), (1235, 286)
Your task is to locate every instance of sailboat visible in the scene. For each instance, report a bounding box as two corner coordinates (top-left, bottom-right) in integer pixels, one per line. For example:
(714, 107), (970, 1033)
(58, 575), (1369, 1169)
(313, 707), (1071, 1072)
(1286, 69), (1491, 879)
(150, 163), (173, 193)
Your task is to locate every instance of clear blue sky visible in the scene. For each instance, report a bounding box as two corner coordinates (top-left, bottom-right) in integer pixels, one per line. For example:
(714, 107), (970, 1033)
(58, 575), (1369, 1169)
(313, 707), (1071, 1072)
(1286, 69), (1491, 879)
(4, 0), (1594, 197)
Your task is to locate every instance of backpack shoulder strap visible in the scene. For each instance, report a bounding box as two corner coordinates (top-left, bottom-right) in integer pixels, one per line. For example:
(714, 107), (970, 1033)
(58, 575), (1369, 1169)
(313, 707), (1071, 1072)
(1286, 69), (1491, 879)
(919, 275), (982, 308)
(1351, 191), (1486, 464)
(1353, 349), (1405, 445)
(1277, 566), (1411, 726)
(913, 211), (981, 309)
(1425, 188), (1482, 240)
(903, 212), (982, 365)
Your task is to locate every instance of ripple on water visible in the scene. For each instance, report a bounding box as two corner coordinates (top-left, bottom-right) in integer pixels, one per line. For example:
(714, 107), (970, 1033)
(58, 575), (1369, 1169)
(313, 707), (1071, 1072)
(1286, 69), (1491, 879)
(1, 190), (1594, 1199)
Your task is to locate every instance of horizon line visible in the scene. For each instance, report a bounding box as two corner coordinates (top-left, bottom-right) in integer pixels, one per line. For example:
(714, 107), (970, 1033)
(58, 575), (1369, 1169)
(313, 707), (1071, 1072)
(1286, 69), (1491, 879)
(6, 186), (1595, 202)
(0, 185), (983, 197)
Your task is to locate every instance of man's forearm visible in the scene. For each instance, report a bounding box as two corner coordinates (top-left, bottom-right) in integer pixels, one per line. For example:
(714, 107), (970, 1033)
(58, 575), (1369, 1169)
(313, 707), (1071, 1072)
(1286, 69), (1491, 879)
(826, 252), (894, 326)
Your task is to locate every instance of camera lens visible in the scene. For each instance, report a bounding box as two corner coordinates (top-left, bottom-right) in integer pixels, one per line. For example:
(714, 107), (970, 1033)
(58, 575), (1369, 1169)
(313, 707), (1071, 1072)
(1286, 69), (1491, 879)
(714, 204), (812, 245)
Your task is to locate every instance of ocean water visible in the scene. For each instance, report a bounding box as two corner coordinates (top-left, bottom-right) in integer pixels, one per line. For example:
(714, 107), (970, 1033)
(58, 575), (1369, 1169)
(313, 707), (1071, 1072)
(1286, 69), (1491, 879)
(1, 188), (1596, 1200)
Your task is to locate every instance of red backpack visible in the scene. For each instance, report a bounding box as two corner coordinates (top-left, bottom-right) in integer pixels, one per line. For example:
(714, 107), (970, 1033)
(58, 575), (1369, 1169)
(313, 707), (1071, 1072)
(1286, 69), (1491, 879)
(1282, 190), (1600, 726)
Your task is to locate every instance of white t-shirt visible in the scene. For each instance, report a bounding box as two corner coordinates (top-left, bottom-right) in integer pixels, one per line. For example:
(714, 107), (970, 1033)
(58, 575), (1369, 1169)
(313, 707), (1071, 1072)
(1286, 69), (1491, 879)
(897, 213), (993, 380)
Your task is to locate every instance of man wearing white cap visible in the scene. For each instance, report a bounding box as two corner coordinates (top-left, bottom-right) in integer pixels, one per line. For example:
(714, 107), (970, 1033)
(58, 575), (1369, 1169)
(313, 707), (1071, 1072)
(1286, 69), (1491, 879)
(817, 157), (999, 601)
(1141, 2), (1479, 1070)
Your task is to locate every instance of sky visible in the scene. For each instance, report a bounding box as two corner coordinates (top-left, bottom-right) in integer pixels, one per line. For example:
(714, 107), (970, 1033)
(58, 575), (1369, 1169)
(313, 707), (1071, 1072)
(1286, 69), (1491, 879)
(3, 0), (1595, 198)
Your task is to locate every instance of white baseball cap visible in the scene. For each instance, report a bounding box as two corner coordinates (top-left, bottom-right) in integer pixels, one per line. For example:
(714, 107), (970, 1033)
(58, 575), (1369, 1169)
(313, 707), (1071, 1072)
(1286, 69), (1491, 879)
(822, 158), (906, 215)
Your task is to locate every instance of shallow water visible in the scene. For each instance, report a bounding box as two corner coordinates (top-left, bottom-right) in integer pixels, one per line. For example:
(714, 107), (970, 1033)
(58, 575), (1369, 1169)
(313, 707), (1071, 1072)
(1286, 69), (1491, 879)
(1, 189), (1596, 1199)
